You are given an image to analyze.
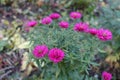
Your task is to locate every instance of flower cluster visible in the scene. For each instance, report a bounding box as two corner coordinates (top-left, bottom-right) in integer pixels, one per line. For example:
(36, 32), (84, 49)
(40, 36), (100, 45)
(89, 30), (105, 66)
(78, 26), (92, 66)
(31, 12), (112, 65)
(31, 12), (112, 61)
(73, 22), (112, 41)
(88, 28), (112, 41)
(26, 12), (112, 41)
(30, 11), (113, 79)
(39, 12), (112, 41)
(33, 45), (65, 63)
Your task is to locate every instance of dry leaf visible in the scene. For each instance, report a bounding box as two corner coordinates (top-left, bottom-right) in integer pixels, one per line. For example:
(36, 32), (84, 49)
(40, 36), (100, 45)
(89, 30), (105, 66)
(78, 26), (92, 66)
(18, 41), (32, 49)
(105, 46), (113, 54)
(105, 55), (117, 63)
(21, 52), (38, 77)
(11, 33), (25, 48)
(1, 19), (10, 26)
(115, 62), (120, 68)
(36, 0), (44, 7)
(21, 52), (29, 71)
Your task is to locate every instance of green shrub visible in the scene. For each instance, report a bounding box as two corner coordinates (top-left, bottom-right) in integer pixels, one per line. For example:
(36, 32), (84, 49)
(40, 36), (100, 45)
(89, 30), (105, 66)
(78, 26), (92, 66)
(27, 12), (111, 80)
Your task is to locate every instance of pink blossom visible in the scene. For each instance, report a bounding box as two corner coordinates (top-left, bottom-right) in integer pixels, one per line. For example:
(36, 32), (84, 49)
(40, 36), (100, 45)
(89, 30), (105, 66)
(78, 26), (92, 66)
(48, 48), (65, 63)
(27, 20), (37, 27)
(97, 28), (112, 41)
(59, 21), (69, 29)
(88, 28), (98, 35)
(102, 71), (112, 80)
(41, 17), (52, 25)
(24, 20), (37, 32)
(33, 45), (48, 58)
(73, 22), (89, 32)
(49, 13), (61, 19)
(70, 12), (82, 19)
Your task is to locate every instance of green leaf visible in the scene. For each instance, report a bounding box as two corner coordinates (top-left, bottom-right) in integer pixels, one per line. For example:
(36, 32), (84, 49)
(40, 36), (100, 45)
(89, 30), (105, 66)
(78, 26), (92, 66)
(0, 40), (8, 51)
(98, 48), (106, 53)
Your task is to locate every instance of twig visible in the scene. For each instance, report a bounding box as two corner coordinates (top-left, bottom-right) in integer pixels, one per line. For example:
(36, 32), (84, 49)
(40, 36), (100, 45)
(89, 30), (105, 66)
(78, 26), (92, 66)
(6, 59), (12, 65)
(0, 66), (14, 72)
(0, 70), (12, 79)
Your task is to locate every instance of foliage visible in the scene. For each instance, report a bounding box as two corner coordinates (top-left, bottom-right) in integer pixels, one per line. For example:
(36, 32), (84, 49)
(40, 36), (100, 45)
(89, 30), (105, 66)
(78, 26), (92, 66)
(24, 0), (97, 17)
(0, 40), (8, 52)
(69, 0), (97, 10)
(97, 0), (120, 67)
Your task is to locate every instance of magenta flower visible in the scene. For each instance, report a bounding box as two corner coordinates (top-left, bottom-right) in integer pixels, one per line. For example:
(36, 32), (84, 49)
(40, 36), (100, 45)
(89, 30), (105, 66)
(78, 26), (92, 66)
(70, 12), (82, 19)
(97, 28), (112, 41)
(88, 28), (98, 35)
(41, 17), (52, 25)
(102, 71), (112, 80)
(73, 22), (89, 32)
(59, 21), (69, 29)
(48, 48), (65, 63)
(33, 45), (48, 58)
(49, 13), (61, 19)
(27, 20), (37, 27)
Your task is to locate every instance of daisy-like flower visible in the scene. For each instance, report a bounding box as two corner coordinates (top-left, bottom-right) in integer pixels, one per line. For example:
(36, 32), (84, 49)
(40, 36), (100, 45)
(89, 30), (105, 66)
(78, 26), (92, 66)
(97, 28), (112, 41)
(48, 48), (65, 63)
(73, 22), (89, 32)
(41, 17), (52, 25)
(27, 20), (37, 27)
(33, 45), (48, 58)
(70, 12), (82, 19)
(59, 21), (69, 29)
(88, 28), (98, 35)
(49, 13), (61, 19)
(102, 71), (112, 80)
